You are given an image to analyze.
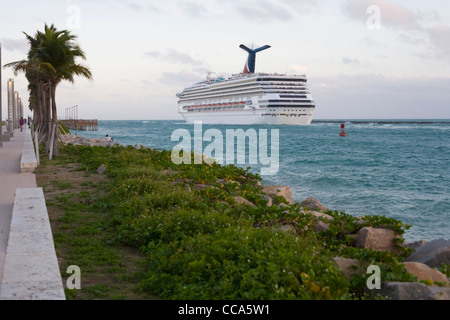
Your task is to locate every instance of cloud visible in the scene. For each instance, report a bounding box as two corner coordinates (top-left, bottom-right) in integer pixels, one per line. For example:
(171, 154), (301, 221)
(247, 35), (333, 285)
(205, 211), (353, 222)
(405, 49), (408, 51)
(178, 1), (208, 17)
(1, 38), (28, 53)
(236, 0), (294, 23)
(145, 48), (204, 67)
(341, 0), (422, 30)
(342, 57), (360, 65)
(159, 70), (203, 87)
(427, 25), (450, 60)
(144, 51), (161, 58)
(310, 74), (450, 119)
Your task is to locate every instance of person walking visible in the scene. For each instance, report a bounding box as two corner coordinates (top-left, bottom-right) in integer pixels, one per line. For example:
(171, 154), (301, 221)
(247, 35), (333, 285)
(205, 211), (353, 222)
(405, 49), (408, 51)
(19, 117), (25, 132)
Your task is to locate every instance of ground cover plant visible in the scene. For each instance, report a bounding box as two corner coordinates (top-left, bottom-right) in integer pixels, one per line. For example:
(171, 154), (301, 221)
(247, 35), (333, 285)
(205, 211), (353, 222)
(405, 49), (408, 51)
(36, 143), (431, 300)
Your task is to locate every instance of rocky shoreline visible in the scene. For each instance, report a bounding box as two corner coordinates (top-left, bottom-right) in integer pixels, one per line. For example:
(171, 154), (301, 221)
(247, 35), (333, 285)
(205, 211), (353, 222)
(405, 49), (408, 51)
(255, 186), (449, 300)
(256, 189), (449, 300)
(63, 133), (450, 300)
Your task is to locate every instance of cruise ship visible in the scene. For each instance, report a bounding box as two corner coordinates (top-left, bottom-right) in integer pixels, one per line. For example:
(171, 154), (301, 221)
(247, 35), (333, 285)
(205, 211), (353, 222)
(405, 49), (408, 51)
(176, 45), (315, 125)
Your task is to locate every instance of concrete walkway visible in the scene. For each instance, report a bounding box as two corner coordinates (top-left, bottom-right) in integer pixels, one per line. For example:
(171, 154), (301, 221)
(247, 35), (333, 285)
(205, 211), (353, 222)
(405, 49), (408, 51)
(0, 127), (65, 300)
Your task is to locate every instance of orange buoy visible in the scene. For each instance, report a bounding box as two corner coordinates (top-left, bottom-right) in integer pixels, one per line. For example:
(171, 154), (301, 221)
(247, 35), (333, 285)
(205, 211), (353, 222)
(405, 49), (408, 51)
(339, 123), (347, 137)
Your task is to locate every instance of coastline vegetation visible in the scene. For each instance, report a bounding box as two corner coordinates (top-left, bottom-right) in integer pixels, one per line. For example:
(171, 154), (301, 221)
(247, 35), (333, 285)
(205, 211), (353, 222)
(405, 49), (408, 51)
(36, 142), (433, 300)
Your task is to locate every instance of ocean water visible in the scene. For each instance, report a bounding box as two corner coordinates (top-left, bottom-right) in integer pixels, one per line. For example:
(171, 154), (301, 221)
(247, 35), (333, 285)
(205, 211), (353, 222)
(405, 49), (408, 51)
(71, 120), (450, 242)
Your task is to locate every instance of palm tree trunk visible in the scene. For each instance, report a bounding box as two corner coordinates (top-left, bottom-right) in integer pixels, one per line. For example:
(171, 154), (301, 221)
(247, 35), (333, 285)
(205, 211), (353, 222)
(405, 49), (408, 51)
(46, 85), (52, 155)
(35, 81), (42, 129)
(38, 82), (47, 144)
(50, 84), (59, 157)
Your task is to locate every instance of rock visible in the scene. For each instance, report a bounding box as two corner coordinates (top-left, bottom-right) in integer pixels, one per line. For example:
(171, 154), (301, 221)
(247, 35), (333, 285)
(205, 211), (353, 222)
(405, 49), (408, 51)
(305, 211), (333, 233)
(66, 134), (120, 147)
(306, 211), (333, 221)
(332, 257), (363, 279)
(233, 196), (256, 208)
(404, 240), (427, 251)
(194, 184), (213, 190)
(356, 227), (400, 254)
(262, 185), (295, 205)
(404, 238), (450, 268)
(96, 164), (107, 174)
(314, 220), (330, 232)
(274, 224), (296, 234)
(259, 194), (272, 207)
(403, 262), (449, 286)
(376, 282), (450, 300)
(299, 197), (328, 212)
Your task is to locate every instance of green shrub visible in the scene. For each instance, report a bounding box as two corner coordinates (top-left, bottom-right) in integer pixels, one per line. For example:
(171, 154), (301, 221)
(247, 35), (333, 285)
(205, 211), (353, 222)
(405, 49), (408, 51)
(62, 143), (415, 300)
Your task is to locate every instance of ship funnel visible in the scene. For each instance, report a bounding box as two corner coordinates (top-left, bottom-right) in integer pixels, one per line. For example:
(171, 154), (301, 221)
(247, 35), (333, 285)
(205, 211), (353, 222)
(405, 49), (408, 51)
(239, 44), (271, 74)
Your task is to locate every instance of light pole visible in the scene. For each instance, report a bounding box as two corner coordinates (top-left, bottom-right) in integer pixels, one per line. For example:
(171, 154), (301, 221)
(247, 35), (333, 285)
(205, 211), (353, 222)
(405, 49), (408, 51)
(14, 91), (18, 129)
(7, 79), (14, 133)
(0, 43), (2, 147)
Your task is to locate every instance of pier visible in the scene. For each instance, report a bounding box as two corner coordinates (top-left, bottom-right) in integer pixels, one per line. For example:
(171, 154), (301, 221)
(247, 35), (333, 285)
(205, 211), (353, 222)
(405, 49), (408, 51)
(59, 119), (98, 131)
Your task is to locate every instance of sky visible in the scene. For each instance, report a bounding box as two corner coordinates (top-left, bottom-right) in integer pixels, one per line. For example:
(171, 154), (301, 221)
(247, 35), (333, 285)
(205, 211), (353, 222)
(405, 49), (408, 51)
(1, 0), (450, 120)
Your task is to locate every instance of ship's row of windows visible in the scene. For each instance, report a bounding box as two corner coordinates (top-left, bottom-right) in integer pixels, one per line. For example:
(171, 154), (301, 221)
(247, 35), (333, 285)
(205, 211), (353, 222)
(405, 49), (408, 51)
(266, 114), (308, 117)
(268, 109), (310, 113)
(257, 78), (307, 83)
(180, 89), (263, 100)
(279, 95), (307, 99)
(182, 98), (250, 106)
(185, 104), (246, 112)
(262, 86), (308, 91)
(268, 99), (314, 103)
(183, 84), (262, 94)
(267, 104), (315, 108)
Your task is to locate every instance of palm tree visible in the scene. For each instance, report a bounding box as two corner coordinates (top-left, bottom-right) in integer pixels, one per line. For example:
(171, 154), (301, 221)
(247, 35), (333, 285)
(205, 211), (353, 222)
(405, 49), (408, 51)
(5, 23), (92, 156)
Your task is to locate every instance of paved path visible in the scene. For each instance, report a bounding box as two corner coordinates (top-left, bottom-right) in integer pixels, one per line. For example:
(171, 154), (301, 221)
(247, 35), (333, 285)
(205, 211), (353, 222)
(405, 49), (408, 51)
(0, 127), (65, 299)
(0, 128), (37, 285)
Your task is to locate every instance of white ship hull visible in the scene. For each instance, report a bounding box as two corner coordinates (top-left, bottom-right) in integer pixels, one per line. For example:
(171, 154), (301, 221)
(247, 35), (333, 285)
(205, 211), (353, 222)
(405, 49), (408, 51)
(180, 109), (313, 125)
(181, 109), (266, 125)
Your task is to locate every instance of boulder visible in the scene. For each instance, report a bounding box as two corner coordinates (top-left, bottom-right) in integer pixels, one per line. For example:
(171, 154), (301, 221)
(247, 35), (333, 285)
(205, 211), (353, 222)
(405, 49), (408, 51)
(96, 164), (107, 174)
(403, 262), (449, 286)
(262, 185), (294, 205)
(313, 220), (330, 232)
(376, 282), (450, 300)
(194, 184), (219, 191)
(307, 211), (333, 221)
(404, 238), (450, 268)
(356, 227), (400, 254)
(305, 211), (333, 233)
(404, 240), (427, 251)
(259, 194), (272, 207)
(332, 257), (363, 279)
(233, 196), (256, 208)
(299, 197), (328, 212)
(274, 224), (296, 234)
